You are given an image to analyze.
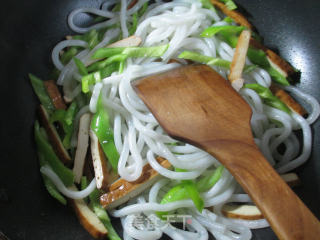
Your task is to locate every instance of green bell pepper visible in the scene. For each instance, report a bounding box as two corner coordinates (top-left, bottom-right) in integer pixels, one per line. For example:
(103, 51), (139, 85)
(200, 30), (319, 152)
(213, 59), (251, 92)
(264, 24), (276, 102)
(244, 83), (291, 114)
(38, 150), (67, 205)
(34, 121), (74, 186)
(29, 74), (55, 115)
(196, 165), (224, 192)
(91, 95), (119, 172)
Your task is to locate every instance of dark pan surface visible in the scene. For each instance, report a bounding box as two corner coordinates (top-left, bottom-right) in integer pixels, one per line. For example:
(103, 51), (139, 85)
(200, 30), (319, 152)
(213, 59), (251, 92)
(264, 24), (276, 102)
(0, 1), (319, 239)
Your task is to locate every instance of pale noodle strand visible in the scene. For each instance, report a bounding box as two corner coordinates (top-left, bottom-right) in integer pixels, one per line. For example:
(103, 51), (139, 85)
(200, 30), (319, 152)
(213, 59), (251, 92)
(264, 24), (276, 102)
(120, 0), (129, 38)
(40, 166), (96, 199)
(284, 85), (320, 124)
(52, 40), (88, 70)
(277, 112), (312, 173)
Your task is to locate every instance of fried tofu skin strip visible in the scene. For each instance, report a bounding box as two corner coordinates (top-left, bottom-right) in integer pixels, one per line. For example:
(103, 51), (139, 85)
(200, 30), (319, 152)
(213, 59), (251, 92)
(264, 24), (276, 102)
(69, 187), (108, 239)
(107, 35), (142, 48)
(43, 80), (67, 110)
(228, 30), (251, 91)
(100, 157), (171, 209)
(270, 85), (307, 116)
(210, 0), (252, 30)
(250, 38), (296, 77)
(90, 130), (118, 192)
(222, 173), (300, 220)
(73, 113), (91, 183)
(38, 105), (72, 165)
(222, 203), (263, 220)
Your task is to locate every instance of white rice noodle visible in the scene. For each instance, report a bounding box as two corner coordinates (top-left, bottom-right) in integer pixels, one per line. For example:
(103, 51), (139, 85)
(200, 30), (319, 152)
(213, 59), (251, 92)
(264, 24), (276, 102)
(68, 8), (116, 33)
(52, 40), (88, 70)
(89, 82), (103, 113)
(284, 85), (320, 124)
(277, 112), (312, 173)
(120, 0), (129, 38)
(40, 166), (96, 199)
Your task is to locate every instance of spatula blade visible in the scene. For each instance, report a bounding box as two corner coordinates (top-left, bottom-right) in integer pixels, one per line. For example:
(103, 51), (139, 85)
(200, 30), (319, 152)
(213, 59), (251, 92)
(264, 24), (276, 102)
(133, 64), (254, 148)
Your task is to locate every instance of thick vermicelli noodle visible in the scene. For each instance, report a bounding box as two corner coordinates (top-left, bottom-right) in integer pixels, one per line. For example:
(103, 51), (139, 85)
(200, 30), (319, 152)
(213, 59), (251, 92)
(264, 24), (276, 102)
(46, 1), (319, 239)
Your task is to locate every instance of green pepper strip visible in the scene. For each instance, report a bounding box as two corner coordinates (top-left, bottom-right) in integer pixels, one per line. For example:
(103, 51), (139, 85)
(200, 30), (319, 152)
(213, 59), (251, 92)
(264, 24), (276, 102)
(138, 2), (148, 17)
(29, 74), (55, 115)
(92, 44), (169, 60)
(65, 102), (78, 125)
(91, 95), (119, 172)
(82, 63), (119, 93)
(157, 169), (204, 219)
(178, 51), (255, 72)
(73, 57), (88, 76)
(219, 0), (237, 10)
(196, 165), (224, 192)
(129, 12), (138, 36)
(38, 149), (67, 205)
(200, 0), (216, 11)
(34, 121), (74, 186)
(82, 71), (102, 93)
(61, 46), (81, 65)
(200, 25), (245, 38)
(88, 54), (128, 72)
(80, 176), (121, 240)
(244, 83), (291, 114)
(74, 29), (100, 49)
(183, 180), (204, 212)
(178, 51), (231, 68)
(50, 102), (78, 149)
(80, 176), (89, 204)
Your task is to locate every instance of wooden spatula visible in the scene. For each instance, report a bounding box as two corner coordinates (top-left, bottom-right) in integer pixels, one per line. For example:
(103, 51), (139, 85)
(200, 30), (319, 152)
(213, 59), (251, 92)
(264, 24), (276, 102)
(132, 64), (320, 240)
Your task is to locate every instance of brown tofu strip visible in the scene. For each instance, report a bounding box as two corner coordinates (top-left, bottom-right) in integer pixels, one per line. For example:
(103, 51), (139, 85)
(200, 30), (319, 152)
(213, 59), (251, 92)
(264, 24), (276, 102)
(100, 157), (171, 209)
(228, 30), (251, 91)
(222, 203), (264, 220)
(69, 186), (108, 239)
(222, 173), (301, 220)
(73, 113), (91, 183)
(107, 35), (142, 48)
(43, 80), (67, 110)
(249, 39), (296, 77)
(90, 130), (119, 192)
(210, 0), (253, 30)
(38, 105), (72, 165)
(270, 85), (307, 116)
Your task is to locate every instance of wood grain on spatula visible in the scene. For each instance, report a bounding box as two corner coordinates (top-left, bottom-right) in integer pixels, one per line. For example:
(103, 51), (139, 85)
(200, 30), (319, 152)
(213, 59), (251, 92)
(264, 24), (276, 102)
(132, 64), (320, 240)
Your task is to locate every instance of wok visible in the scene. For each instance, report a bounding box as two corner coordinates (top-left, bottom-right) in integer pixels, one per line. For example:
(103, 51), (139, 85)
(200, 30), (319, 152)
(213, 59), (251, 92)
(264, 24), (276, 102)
(0, 0), (319, 239)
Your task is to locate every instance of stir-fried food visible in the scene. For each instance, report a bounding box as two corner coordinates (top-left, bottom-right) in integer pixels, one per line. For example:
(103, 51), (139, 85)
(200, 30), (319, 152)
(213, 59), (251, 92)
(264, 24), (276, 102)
(30, 1), (319, 239)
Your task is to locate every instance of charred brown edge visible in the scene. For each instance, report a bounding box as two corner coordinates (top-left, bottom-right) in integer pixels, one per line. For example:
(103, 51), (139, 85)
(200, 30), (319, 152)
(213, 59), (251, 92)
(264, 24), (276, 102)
(43, 80), (67, 110)
(69, 198), (108, 239)
(100, 157), (171, 208)
(90, 131), (119, 191)
(270, 85), (307, 116)
(210, 0), (253, 30)
(38, 105), (72, 165)
(249, 39), (296, 76)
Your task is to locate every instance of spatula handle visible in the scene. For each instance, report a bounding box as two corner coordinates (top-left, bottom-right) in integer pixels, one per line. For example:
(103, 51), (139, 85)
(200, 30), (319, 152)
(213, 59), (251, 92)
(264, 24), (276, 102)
(206, 141), (320, 240)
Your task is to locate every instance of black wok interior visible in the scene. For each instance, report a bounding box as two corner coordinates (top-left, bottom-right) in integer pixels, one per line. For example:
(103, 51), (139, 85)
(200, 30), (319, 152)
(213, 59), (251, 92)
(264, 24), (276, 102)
(0, 0), (319, 239)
